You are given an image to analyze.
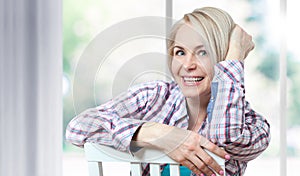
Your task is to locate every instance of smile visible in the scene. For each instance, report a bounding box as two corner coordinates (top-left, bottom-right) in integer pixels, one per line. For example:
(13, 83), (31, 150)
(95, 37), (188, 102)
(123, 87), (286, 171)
(183, 76), (204, 82)
(182, 76), (204, 86)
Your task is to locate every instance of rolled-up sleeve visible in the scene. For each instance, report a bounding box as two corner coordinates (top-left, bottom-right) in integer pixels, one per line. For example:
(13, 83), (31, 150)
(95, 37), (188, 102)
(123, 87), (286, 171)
(206, 60), (271, 162)
(65, 81), (170, 152)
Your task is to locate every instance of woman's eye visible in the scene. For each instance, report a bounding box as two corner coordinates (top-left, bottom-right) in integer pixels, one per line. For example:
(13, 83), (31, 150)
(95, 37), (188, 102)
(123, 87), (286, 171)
(197, 50), (207, 56)
(175, 50), (185, 56)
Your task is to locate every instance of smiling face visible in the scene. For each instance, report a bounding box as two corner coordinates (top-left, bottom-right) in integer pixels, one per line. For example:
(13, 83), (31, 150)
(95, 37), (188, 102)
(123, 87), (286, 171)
(171, 24), (214, 99)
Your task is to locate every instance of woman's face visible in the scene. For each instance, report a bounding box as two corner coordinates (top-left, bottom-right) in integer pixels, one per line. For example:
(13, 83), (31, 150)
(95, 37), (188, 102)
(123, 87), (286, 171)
(171, 24), (214, 98)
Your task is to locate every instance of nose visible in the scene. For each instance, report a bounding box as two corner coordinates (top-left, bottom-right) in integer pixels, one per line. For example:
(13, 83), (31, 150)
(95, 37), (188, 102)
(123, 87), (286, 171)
(182, 53), (197, 71)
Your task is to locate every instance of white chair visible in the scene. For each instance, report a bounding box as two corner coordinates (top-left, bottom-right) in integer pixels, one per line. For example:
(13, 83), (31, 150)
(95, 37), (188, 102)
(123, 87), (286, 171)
(84, 143), (225, 176)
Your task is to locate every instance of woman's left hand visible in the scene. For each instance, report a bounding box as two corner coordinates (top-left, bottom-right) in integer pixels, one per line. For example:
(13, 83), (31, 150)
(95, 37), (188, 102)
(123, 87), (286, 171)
(225, 24), (255, 61)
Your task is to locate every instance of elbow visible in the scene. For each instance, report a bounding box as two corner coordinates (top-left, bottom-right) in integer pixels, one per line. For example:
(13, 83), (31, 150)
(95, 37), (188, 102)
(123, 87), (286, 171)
(257, 123), (271, 154)
(249, 131), (271, 161)
(65, 120), (86, 148)
(251, 119), (271, 154)
(226, 125), (271, 162)
(65, 132), (86, 148)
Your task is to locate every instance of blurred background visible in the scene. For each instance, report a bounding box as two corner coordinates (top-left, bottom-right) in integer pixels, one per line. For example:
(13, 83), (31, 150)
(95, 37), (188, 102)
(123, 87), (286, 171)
(63, 0), (300, 175)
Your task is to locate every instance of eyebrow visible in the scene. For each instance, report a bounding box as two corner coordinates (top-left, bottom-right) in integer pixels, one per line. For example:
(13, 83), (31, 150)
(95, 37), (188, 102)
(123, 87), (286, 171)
(173, 45), (205, 51)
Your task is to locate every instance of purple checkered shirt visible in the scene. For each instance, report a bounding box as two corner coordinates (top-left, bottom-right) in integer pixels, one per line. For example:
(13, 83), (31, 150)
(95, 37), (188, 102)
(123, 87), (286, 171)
(66, 60), (270, 176)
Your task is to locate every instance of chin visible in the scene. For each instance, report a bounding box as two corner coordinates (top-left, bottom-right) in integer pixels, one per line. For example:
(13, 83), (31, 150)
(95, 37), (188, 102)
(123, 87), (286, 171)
(180, 85), (210, 99)
(181, 90), (201, 99)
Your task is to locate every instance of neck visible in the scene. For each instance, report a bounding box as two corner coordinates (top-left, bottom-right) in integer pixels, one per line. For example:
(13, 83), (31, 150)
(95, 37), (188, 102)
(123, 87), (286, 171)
(186, 94), (210, 131)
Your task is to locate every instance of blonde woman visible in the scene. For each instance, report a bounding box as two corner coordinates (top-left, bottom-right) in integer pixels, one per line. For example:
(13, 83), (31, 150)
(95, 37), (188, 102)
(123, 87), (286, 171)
(66, 7), (270, 176)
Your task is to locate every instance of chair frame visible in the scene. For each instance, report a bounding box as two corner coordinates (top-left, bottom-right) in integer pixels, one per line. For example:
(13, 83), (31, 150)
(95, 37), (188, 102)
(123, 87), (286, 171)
(84, 143), (225, 176)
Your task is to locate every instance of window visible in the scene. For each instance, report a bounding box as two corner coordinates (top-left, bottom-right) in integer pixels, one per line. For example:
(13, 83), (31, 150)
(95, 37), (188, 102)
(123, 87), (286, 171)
(63, 0), (300, 175)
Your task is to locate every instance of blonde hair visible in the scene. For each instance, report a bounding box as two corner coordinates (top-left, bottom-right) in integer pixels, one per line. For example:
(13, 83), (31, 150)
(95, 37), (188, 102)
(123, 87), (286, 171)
(167, 7), (235, 68)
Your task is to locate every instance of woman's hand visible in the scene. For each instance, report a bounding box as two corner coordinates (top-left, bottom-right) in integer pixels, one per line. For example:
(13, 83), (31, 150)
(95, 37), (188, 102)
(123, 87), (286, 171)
(160, 128), (227, 176)
(133, 122), (229, 176)
(225, 24), (255, 61)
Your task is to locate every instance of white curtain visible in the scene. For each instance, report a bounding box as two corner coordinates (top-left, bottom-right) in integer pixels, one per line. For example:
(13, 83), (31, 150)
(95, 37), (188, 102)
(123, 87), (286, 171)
(0, 0), (62, 176)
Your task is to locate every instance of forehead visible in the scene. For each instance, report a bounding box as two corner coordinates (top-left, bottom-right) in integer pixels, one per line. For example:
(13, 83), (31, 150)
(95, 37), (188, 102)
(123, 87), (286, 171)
(174, 24), (204, 49)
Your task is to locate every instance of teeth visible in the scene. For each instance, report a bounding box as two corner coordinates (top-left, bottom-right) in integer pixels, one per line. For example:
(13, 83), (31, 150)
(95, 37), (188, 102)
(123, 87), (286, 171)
(183, 77), (204, 82)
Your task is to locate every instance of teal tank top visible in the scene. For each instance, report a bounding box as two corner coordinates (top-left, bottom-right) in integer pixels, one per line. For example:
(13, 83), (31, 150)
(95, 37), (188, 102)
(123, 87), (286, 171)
(161, 164), (191, 176)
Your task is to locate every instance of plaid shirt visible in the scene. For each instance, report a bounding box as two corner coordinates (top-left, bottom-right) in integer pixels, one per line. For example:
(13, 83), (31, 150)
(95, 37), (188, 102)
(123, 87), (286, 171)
(66, 60), (270, 176)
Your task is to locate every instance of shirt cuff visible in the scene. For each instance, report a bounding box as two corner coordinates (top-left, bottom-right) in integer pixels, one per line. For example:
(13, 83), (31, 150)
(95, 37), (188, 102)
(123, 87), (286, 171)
(127, 121), (147, 156)
(213, 60), (244, 83)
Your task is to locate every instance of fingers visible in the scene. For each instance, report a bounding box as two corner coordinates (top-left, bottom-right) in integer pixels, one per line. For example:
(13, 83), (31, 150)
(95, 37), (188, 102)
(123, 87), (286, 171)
(189, 153), (216, 176)
(226, 24), (255, 61)
(181, 160), (203, 176)
(180, 151), (223, 176)
(164, 130), (227, 175)
(237, 25), (255, 54)
(181, 158), (216, 176)
(181, 136), (226, 175)
(199, 136), (229, 159)
(196, 149), (224, 175)
(247, 35), (255, 57)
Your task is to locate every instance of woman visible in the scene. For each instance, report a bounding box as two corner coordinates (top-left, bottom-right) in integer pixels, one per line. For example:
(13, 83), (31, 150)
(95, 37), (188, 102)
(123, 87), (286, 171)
(66, 7), (270, 176)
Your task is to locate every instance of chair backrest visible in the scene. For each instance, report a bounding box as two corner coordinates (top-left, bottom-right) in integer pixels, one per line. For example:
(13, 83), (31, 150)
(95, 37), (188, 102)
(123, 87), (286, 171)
(84, 143), (225, 176)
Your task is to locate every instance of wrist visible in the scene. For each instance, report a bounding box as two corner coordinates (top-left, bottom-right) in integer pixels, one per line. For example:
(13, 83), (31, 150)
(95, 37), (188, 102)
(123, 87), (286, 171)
(225, 48), (242, 61)
(133, 122), (174, 149)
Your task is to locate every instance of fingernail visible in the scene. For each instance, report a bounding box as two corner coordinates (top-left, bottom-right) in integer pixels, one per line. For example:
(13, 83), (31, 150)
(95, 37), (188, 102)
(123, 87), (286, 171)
(200, 174), (204, 176)
(225, 154), (231, 160)
(219, 170), (224, 175)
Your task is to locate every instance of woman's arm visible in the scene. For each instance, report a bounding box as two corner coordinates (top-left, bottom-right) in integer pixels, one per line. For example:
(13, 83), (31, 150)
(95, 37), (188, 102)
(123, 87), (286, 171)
(65, 81), (170, 152)
(206, 25), (270, 162)
(207, 60), (270, 162)
(66, 80), (228, 175)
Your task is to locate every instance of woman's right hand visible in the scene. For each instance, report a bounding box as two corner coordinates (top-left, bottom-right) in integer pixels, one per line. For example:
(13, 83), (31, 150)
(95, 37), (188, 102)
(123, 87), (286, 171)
(133, 122), (229, 176)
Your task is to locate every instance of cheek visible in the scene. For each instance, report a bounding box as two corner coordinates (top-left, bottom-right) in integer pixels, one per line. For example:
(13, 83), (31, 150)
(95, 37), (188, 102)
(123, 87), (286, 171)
(198, 59), (214, 79)
(207, 67), (214, 80)
(171, 58), (181, 76)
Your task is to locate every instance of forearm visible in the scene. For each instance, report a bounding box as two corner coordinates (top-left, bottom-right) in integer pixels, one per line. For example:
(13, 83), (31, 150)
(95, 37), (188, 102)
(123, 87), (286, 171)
(132, 122), (187, 151)
(66, 81), (171, 151)
(65, 106), (145, 152)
